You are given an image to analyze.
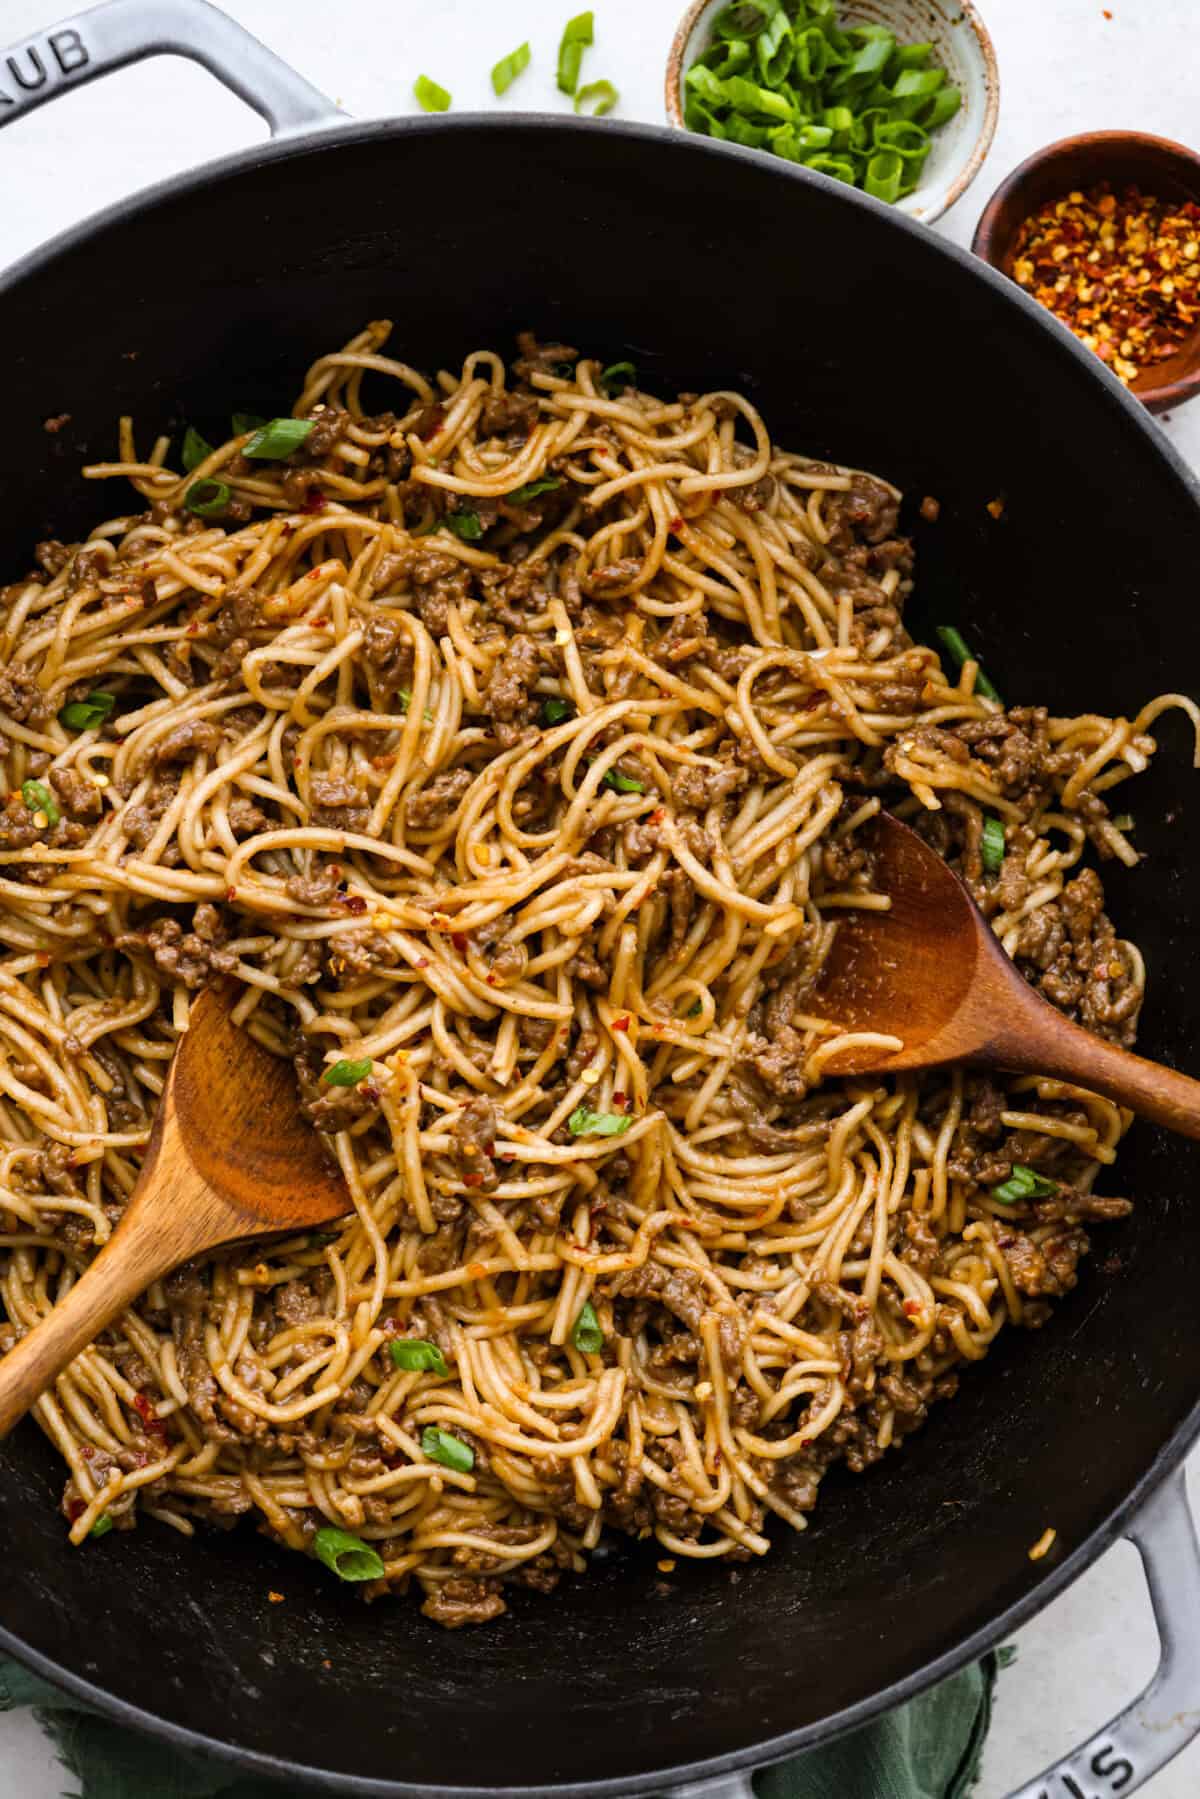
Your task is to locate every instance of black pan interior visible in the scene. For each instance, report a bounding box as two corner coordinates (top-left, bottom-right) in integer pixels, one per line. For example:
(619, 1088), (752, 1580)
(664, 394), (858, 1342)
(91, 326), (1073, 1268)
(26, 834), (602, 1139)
(1, 120), (1199, 1796)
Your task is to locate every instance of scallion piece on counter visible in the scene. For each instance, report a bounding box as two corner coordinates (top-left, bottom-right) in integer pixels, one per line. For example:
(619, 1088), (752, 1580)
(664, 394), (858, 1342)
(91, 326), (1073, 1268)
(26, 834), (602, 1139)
(557, 10), (594, 95)
(568, 1106), (631, 1138)
(992, 1164), (1058, 1204)
(414, 73), (451, 112)
(599, 361), (637, 395)
(60, 690), (115, 731)
(242, 417), (314, 460)
(935, 625), (1002, 703)
(421, 1426), (475, 1473)
(444, 509), (483, 541)
(89, 1513), (114, 1539)
(323, 1057), (373, 1087)
(390, 1338), (448, 1376)
(575, 79), (618, 116)
(572, 1300), (605, 1353)
(981, 816), (1005, 874)
(508, 475), (562, 502)
(492, 41), (531, 95)
(601, 768), (645, 794)
(184, 478), (231, 518)
(313, 1526), (385, 1582)
(21, 780), (59, 826)
(182, 426), (213, 471)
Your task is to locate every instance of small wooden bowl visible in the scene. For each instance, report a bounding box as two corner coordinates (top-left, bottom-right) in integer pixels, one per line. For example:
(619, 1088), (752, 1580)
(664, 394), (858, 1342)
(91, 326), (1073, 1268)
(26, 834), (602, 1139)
(972, 131), (1200, 414)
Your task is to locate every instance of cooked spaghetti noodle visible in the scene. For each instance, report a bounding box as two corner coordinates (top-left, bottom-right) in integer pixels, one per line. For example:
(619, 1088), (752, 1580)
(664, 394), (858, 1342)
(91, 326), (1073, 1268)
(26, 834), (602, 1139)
(0, 323), (1194, 1624)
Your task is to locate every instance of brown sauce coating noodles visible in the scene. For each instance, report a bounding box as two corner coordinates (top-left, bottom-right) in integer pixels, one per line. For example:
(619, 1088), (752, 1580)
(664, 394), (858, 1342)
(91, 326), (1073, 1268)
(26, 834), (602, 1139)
(0, 322), (1195, 1625)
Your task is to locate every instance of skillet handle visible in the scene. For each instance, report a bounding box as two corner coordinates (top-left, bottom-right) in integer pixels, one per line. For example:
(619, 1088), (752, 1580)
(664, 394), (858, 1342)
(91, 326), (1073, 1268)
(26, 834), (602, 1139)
(1007, 1467), (1200, 1799)
(0, 0), (338, 137)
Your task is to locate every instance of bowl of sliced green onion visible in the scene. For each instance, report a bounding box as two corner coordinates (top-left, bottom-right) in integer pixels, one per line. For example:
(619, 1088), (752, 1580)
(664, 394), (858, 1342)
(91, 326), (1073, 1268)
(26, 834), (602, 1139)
(666, 0), (998, 223)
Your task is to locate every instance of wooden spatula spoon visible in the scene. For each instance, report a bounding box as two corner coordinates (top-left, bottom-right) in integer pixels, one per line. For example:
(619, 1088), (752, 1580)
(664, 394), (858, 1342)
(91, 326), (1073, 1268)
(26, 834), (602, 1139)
(810, 811), (1200, 1136)
(0, 984), (350, 1439)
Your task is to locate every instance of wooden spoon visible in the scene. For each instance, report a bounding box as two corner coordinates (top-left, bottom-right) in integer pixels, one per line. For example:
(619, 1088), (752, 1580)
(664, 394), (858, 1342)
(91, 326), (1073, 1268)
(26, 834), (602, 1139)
(809, 811), (1200, 1136)
(0, 985), (350, 1438)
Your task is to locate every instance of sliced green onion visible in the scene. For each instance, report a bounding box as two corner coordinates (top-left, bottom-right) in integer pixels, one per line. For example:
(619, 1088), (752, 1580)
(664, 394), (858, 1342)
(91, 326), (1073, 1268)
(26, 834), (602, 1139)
(242, 418), (315, 460)
(21, 780), (59, 826)
(981, 816), (1005, 875)
(557, 10), (594, 95)
(60, 690), (116, 732)
(543, 697), (574, 724)
(89, 1513), (114, 1539)
(390, 1338), (448, 1376)
(992, 1164), (1059, 1204)
(232, 412), (267, 437)
(421, 1426), (474, 1473)
(599, 361), (637, 395)
(491, 41), (530, 96)
(567, 1106), (631, 1138)
(184, 478), (231, 518)
(444, 509), (483, 541)
(182, 426), (213, 471)
(572, 1300), (604, 1354)
(602, 768), (645, 794)
(864, 149), (904, 203)
(575, 79), (618, 116)
(508, 475), (562, 503)
(323, 1057), (373, 1087)
(935, 626), (1002, 704)
(313, 1526), (385, 1582)
(414, 74), (451, 112)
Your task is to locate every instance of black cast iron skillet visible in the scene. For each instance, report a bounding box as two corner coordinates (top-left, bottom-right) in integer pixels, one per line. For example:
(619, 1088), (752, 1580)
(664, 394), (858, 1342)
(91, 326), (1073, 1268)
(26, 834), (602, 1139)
(2, 5), (1200, 1796)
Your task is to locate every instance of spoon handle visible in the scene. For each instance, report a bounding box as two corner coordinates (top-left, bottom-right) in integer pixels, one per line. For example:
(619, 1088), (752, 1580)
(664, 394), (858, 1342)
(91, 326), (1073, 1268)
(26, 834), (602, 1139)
(0, 1208), (174, 1439)
(999, 1009), (1200, 1140)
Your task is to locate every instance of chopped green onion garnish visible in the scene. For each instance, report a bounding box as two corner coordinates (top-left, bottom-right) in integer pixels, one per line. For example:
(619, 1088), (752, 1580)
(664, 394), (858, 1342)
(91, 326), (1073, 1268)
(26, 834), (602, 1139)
(323, 1057), (373, 1086)
(492, 42), (531, 95)
(182, 426), (213, 472)
(414, 74), (451, 112)
(602, 768), (645, 794)
(89, 1513), (114, 1539)
(599, 361), (637, 395)
(568, 1106), (631, 1138)
(60, 690), (116, 732)
(444, 509), (483, 541)
(242, 418), (315, 461)
(936, 625), (1001, 703)
(232, 412), (267, 437)
(390, 1338), (448, 1376)
(981, 816), (1005, 875)
(992, 1164), (1058, 1204)
(575, 79), (618, 116)
(21, 780), (59, 826)
(557, 10), (594, 95)
(313, 1526), (385, 1582)
(421, 1426), (474, 1473)
(184, 478), (231, 518)
(543, 697), (574, 725)
(508, 476), (562, 503)
(572, 1300), (604, 1353)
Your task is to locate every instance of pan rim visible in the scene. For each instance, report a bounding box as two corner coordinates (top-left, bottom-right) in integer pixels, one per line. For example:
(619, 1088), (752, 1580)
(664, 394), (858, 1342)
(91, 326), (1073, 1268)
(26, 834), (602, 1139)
(2, 107), (1199, 1797)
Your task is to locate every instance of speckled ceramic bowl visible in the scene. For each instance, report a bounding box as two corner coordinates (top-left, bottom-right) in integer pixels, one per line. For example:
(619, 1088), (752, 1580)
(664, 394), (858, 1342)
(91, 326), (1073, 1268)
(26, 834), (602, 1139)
(665, 0), (999, 224)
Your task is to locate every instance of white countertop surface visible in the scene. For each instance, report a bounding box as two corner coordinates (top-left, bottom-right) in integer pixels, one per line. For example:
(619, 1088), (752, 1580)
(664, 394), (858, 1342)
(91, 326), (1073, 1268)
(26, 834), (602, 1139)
(0, 0), (1198, 1793)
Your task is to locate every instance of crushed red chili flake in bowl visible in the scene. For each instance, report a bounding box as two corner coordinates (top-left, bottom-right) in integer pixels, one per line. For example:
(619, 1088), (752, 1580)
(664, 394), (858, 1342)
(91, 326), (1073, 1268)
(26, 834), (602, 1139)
(1009, 184), (1200, 385)
(972, 132), (1200, 413)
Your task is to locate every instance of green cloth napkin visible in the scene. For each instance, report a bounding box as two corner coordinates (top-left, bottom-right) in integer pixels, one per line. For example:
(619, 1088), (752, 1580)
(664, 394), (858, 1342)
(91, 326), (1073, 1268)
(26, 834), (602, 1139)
(0, 1652), (999, 1799)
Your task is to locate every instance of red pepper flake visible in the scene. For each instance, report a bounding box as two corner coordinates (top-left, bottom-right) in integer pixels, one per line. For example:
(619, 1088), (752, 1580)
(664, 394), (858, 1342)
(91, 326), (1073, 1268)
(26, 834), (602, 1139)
(35, 952), (52, 968)
(451, 932), (469, 952)
(612, 1090), (628, 1109)
(463, 1172), (485, 1188)
(498, 1152), (516, 1163)
(485, 971), (500, 985)
(1011, 181), (1200, 385)
(301, 488), (326, 515)
(340, 894), (368, 915)
(649, 807), (666, 824)
(668, 515), (685, 534)
(226, 887), (238, 902)
(611, 1014), (630, 1032)
(902, 1298), (923, 1318)
(133, 1391), (167, 1438)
